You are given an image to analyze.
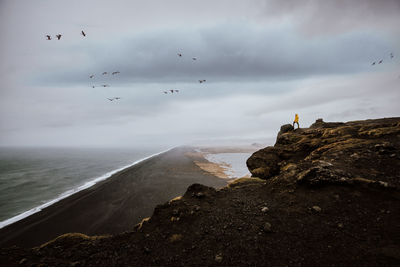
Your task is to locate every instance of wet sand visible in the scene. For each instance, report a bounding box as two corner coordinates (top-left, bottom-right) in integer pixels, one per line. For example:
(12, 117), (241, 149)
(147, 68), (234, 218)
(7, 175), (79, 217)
(0, 147), (227, 248)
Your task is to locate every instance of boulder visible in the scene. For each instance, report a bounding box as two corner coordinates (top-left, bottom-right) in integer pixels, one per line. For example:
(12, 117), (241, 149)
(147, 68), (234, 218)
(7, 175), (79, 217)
(184, 184), (216, 198)
(279, 124), (294, 134)
(246, 147), (281, 179)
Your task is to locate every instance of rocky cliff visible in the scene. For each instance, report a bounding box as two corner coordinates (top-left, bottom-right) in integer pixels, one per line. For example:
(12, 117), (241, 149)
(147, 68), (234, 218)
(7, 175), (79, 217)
(1, 118), (399, 266)
(247, 117), (400, 189)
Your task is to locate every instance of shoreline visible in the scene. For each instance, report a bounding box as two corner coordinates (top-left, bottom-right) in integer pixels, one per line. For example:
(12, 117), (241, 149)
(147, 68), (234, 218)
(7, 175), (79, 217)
(0, 147), (176, 230)
(0, 146), (228, 248)
(187, 147), (255, 180)
(1, 117), (399, 266)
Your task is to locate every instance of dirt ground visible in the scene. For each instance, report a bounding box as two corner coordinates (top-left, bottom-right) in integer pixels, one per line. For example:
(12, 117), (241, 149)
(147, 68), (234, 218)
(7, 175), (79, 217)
(1, 118), (399, 266)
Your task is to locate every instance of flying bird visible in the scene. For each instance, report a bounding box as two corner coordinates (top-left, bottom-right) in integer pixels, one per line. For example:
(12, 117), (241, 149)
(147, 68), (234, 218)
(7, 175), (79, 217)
(102, 72), (108, 75)
(81, 30), (86, 37)
(102, 84), (110, 87)
(107, 97), (121, 101)
(89, 75), (94, 78)
(112, 71), (120, 75)
(175, 90), (179, 93)
(378, 60), (383, 64)
(91, 85), (95, 88)
(46, 35), (51, 40)
(371, 62), (376, 66)
(56, 34), (62, 40)
(390, 53), (394, 59)
(192, 57), (197, 60)
(177, 53), (182, 57)
(170, 89), (174, 93)
(199, 79), (206, 83)
(163, 91), (168, 94)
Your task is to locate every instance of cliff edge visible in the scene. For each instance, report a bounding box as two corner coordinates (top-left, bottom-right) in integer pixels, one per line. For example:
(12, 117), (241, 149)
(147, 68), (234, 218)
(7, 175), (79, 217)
(247, 117), (400, 189)
(1, 118), (399, 266)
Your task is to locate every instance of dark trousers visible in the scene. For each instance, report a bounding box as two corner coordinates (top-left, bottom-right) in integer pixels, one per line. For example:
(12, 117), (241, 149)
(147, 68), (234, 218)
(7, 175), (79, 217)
(293, 121), (299, 129)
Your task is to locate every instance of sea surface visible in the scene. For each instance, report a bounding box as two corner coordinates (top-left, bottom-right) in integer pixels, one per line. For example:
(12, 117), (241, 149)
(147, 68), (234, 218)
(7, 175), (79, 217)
(0, 146), (168, 227)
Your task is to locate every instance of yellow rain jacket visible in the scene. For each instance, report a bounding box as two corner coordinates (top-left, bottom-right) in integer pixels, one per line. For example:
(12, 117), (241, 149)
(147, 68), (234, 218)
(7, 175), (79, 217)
(294, 114), (299, 123)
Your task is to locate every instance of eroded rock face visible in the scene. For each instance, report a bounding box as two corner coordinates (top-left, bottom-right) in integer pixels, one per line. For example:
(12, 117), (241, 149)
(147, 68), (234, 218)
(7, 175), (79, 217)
(247, 117), (400, 188)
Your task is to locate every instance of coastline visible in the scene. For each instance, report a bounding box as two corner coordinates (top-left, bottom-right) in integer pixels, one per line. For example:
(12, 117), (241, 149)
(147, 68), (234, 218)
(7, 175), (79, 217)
(186, 146), (256, 180)
(0, 146), (228, 248)
(1, 117), (399, 266)
(0, 147), (176, 230)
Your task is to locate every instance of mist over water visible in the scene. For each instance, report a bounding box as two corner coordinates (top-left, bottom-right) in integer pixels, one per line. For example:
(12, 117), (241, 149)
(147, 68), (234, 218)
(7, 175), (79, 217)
(0, 146), (167, 222)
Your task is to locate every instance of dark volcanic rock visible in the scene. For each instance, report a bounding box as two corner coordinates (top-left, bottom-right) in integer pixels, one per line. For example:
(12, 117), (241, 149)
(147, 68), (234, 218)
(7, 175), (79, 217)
(1, 117), (399, 266)
(279, 124), (294, 134)
(309, 118), (345, 129)
(247, 117), (400, 189)
(246, 147), (281, 179)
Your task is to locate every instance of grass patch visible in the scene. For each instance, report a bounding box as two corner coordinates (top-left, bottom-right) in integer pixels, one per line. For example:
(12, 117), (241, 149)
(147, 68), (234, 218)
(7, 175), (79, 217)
(135, 217), (151, 231)
(169, 196), (182, 203)
(228, 177), (265, 188)
(39, 233), (107, 249)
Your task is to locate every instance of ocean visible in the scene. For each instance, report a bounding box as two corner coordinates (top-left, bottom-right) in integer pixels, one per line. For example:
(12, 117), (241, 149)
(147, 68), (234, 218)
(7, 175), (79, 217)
(0, 146), (168, 228)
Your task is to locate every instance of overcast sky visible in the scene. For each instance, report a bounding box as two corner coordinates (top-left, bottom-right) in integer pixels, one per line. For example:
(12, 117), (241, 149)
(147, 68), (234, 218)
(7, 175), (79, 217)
(0, 0), (399, 148)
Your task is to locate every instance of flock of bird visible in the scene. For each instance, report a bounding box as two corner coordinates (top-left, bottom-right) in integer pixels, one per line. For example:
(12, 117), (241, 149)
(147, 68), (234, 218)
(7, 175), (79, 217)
(88, 70), (121, 100)
(49, 30), (395, 102)
(371, 52), (394, 65)
(45, 29), (209, 101)
(164, 90), (179, 94)
(46, 31), (86, 40)
(162, 53), (207, 95)
(89, 71), (120, 88)
(46, 30), (124, 101)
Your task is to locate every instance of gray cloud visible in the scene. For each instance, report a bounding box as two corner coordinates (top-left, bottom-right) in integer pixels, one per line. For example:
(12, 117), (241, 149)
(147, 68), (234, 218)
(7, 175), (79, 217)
(35, 23), (396, 87)
(258, 0), (400, 36)
(0, 0), (399, 148)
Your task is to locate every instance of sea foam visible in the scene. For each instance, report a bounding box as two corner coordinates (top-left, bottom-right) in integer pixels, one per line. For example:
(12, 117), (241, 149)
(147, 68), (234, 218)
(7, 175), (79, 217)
(0, 147), (174, 229)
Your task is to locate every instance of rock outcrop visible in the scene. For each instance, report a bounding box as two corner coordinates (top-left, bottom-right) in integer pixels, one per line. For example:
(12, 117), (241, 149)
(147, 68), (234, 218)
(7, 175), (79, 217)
(247, 117), (400, 189)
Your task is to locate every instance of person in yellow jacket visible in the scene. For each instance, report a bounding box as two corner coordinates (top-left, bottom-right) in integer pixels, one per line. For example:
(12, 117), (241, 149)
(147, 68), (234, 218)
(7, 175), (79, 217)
(293, 113), (300, 129)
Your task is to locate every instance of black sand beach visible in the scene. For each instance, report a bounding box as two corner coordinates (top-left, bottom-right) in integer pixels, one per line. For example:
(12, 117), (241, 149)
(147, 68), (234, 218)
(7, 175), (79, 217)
(0, 147), (227, 248)
(0, 118), (399, 266)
